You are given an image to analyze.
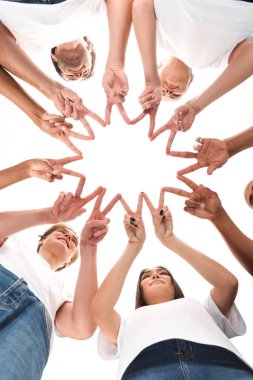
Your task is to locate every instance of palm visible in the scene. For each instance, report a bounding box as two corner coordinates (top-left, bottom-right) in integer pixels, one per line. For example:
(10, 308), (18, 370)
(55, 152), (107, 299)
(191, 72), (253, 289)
(173, 104), (196, 132)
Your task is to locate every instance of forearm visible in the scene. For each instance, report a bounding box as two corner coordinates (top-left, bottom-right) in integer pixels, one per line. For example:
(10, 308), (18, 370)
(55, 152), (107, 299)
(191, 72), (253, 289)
(212, 208), (253, 275)
(69, 244), (98, 337)
(132, 0), (159, 85)
(106, 0), (133, 68)
(93, 241), (142, 317)
(164, 234), (236, 288)
(190, 41), (253, 113)
(0, 208), (52, 238)
(0, 24), (63, 100)
(225, 126), (253, 158)
(0, 161), (31, 190)
(0, 66), (45, 126)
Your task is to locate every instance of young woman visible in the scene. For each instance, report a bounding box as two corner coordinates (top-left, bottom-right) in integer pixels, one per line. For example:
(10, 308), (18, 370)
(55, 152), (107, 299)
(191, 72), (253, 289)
(92, 192), (253, 379)
(132, 0), (253, 152)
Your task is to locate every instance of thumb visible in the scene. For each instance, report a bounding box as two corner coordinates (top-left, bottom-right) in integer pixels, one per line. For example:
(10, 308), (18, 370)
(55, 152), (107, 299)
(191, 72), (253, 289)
(207, 161), (220, 175)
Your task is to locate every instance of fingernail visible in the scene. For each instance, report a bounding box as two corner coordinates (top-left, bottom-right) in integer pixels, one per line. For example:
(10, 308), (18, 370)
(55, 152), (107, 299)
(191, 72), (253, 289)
(159, 210), (164, 216)
(130, 217), (136, 222)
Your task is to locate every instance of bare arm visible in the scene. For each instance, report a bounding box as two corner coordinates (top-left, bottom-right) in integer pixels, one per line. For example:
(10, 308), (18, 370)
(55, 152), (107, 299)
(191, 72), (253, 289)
(144, 191), (238, 317)
(191, 39), (253, 113)
(55, 189), (122, 339)
(92, 194), (145, 345)
(225, 125), (253, 157)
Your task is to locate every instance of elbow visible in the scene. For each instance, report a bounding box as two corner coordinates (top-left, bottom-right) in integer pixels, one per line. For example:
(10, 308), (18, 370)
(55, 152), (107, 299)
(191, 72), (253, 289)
(227, 274), (239, 296)
(72, 323), (97, 340)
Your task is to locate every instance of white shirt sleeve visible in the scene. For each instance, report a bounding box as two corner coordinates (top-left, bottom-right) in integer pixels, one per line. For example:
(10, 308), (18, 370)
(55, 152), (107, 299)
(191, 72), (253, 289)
(97, 319), (126, 360)
(204, 293), (246, 338)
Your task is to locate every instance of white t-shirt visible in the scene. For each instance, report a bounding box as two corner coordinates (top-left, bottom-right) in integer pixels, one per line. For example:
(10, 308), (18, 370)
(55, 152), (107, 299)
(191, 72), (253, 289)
(0, 236), (72, 326)
(98, 295), (248, 379)
(154, 0), (253, 69)
(0, 0), (105, 52)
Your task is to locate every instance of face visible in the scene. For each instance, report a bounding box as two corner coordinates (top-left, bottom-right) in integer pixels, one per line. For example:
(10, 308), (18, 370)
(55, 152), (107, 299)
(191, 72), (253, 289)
(140, 267), (175, 305)
(40, 227), (78, 267)
(52, 38), (93, 81)
(244, 180), (253, 209)
(159, 58), (193, 100)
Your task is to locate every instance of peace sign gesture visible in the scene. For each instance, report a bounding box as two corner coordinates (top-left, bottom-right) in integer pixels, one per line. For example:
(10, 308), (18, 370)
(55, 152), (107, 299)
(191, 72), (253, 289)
(50, 178), (102, 223)
(143, 190), (173, 244)
(163, 175), (222, 221)
(81, 188), (122, 245)
(120, 193), (146, 244)
(28, 155), (84, 182)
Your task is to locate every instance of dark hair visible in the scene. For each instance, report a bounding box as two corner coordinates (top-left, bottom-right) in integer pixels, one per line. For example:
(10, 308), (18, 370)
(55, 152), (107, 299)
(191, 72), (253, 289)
(37, 223), (79, 271)
(50, 36), (96, 80)
(135, 266), (184, 309)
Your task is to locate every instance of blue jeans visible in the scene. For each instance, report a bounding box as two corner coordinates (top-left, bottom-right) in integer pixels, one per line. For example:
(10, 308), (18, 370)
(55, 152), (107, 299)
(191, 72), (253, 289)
(122, 339), (253, 380)
(0, 265), (52, 380)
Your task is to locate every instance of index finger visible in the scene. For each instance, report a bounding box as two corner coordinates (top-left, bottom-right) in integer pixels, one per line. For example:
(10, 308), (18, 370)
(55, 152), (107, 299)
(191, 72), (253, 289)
(120, 197), (132, 214)
(105, 102), (113, 125)
(162, 186), (191, 198)
(130, 111), (146, 125)
(59, 133), (82, 155)
(158, 188), (165, 209)
(83, 107), (106, 127)
(148, 110), (156, 138)
(143, 192), (155, 213)
(136, 193), (144, 216)
(103, 194), (121, 215)
(170, 151), (197, 159)
(117, 103), (131, 124)
(75, 176), (86, 197)
(61, 168), (85, 179)
(93, 188), (106, 210)
(177, 175), (198, 191)
(166, 129), (177, 155)
(57, 155), (83, 166)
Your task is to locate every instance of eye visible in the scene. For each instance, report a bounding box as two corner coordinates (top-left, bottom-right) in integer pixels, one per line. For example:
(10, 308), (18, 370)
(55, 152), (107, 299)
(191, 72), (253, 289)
(141, 274), (149, 280)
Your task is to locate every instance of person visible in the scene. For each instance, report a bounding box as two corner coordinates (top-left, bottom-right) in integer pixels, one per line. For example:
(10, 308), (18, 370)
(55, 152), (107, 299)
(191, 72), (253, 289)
(102, 0), (133, 125)
(92, 192), (253, 379)
(0, 66), (97, 154)
(0, 21), (105, 124)
(131, 0), (253, 153)
(0, 183), (121, 380)
(0, 155), (84, 189)
(163, 175), (253, 276)
(0, 0), (104, 80)
(168, 126), (253, 175)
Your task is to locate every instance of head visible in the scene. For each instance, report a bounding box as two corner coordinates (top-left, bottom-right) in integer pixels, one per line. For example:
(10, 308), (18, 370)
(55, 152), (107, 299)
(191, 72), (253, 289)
(51, 36), (96, 81)
(37, 224), (79, 272)
(135, 266), (184, 309)
(158, 57), (193, 101)
(244, 180), (253, 209)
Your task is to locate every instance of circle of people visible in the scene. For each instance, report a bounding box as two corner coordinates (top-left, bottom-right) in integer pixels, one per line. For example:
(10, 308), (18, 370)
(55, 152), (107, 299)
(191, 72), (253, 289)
(0, 0), (253, 380)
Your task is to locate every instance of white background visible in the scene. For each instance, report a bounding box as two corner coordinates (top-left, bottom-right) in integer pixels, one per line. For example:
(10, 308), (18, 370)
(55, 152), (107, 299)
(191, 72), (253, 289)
(0, 10), (252, 380)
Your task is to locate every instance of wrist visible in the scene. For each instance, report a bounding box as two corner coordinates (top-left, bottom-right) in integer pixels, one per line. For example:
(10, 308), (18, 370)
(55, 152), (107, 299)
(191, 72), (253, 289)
(187, 100), (201, 114)
(127, 239), (145, 252)
(18, 160), (33, 180)
(224, 138), (234, 158)
(211, 207), (227, 225)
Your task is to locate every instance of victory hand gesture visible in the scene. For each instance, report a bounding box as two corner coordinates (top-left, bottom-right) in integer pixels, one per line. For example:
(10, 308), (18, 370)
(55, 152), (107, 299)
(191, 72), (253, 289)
(27, 155), (84, 182)
(50, 178), (102, 223)
(120, 193), (146, 245)
(103, 67), (131, 125)
(143, 190), (173, 244)
(163, 175), (223, 221)
(171, 137), (229, 175)
(81, 188), (121, 245)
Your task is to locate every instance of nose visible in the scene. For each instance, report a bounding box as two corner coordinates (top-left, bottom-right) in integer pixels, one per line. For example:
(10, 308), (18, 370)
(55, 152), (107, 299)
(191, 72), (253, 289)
(152, 272), (160, 279)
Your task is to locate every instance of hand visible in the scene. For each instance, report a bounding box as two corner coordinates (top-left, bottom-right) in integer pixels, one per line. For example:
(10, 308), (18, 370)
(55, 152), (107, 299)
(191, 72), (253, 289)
(81, 187), (121, 245)
(120, 193), (146, 245)
(40, 113), (92, 155)
(103, 67), (130, 125)
(51, 86), (83, 120)
(131, 104), (160, 140)
(172, 102), (199, 132)
(149, 116), (178, 154)
(143, 190), (173, 244)
(49, 178), (103, 223)
(163, 175), (223, 221)
(27, 155), (84, 182)
(171, 137), (229, 175)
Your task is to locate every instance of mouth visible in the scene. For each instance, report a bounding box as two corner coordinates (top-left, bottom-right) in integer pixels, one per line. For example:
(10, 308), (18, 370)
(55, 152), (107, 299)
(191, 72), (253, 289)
(151, 279), (164, 285)
(57, 237), (69, 248)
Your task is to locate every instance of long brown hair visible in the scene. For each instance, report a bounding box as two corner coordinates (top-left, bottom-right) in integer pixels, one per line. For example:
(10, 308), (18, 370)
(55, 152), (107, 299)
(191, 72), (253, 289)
(135, 266), (184, 309)
(37, 224), (79, 271)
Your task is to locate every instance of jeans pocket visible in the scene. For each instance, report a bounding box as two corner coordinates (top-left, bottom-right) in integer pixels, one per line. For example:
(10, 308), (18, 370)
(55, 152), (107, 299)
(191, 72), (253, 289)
(0, 266), (28, 309)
